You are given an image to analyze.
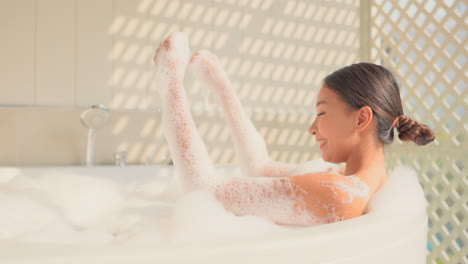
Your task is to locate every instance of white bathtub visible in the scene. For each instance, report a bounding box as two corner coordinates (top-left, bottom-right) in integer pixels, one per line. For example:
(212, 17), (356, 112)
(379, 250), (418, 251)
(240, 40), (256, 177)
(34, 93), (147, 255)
(0, 165), (428, 263)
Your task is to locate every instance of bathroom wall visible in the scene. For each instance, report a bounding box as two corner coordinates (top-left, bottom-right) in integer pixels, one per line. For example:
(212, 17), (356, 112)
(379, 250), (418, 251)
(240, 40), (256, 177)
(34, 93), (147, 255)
(0, 106), (320, 166)
(0, 0), (362, 166)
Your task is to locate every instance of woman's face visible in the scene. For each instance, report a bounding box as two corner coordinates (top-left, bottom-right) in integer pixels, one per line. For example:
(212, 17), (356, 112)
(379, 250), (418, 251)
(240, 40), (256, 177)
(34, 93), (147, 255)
(308, 86), (359, 163)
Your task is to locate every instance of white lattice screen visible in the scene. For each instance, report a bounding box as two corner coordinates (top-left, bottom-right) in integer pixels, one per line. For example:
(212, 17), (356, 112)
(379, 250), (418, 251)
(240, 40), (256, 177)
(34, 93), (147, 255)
(370, 0), (467, 263)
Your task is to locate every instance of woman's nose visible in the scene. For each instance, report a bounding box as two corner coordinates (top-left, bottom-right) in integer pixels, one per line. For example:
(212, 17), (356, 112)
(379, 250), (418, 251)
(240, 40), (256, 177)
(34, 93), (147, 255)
(308, 120), (317, 136)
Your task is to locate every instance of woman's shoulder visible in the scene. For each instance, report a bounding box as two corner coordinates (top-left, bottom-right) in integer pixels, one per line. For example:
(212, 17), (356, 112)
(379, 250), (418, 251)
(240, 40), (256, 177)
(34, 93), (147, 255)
(288, 170), (365, 194)
(288, 170), (372, 220)
(295, 175), (368, 193)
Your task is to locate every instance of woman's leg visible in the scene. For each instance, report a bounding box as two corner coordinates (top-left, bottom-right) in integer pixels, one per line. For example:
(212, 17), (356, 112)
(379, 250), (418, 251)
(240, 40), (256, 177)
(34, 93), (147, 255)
(189, 51), (327, 178)
(153, 33), (216, 191)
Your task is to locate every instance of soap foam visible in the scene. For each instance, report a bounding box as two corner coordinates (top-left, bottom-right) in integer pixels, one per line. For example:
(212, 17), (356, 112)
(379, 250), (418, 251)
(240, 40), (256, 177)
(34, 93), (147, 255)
(0, 168), (20, 184)
(166, 190), (286, 245)
(0, 172), (140, 241)
(319, 175), (371, 204)
(367, 165), (426, 214)
(213, 176), (320, 225)
(0, 164), (419, 245)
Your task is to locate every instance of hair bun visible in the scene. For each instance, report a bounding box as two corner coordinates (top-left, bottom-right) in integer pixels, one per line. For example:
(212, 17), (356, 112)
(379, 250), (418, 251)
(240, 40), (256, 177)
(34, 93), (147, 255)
(394, 115), (412, 133)
(392, 115), (435, 145)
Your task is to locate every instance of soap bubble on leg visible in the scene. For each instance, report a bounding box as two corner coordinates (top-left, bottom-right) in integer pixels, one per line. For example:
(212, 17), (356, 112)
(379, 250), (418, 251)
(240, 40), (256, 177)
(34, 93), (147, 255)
(153, 32), (219, 192)
(189, 50), (273, 177)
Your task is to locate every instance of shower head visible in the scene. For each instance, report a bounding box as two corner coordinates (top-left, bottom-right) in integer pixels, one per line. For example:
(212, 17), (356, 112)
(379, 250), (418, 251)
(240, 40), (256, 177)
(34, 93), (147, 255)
(80, 105), (110, 129)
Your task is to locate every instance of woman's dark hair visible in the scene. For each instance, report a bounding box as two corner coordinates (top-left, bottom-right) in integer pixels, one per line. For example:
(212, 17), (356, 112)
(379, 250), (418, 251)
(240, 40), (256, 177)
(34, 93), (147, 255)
(323, 62), (435, 146)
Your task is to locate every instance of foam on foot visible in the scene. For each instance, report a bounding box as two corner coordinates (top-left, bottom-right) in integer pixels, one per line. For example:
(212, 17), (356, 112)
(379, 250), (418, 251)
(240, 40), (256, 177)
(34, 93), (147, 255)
(153, 32), (190, 95)
(189, 50), (232, 92)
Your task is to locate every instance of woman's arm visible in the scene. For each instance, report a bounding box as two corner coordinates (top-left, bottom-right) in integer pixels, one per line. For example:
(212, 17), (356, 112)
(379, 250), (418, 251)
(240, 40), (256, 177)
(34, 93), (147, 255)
(212, 173), (370, 225)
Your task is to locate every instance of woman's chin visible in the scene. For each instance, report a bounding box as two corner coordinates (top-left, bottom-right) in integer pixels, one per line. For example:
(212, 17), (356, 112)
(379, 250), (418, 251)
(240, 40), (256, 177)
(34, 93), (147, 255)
(322, 155), (338, 164)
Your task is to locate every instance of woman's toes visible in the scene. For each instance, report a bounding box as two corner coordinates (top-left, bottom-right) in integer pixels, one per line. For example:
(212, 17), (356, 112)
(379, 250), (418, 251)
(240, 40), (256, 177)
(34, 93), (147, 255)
(189, 50), (229, 90)
(190, 52), (200, 63)
(153, 32), (190, 66)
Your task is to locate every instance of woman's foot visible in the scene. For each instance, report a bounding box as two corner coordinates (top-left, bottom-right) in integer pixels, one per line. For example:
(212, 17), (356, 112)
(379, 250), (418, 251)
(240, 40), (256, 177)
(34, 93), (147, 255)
(153, 32), (190, 93)
(189, 50), (232, 93)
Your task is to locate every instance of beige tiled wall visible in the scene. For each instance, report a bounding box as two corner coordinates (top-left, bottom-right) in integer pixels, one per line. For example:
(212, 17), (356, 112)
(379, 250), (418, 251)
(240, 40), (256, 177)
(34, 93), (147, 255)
(36, 0), (75, 105)
(1, 108), (84, 166)
(0, 0), (35, 105)
(76, 0), (113, 106)
(0, 107), (165, 166)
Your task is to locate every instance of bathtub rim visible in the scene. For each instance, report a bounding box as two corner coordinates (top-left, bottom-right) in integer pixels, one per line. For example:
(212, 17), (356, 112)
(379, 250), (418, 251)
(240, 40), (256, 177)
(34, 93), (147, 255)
(0, 214), (428, 263)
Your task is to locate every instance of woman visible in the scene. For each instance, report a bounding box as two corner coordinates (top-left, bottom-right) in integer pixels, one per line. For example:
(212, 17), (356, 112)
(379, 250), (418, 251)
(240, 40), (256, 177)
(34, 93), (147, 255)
(153, 32), (435, 226)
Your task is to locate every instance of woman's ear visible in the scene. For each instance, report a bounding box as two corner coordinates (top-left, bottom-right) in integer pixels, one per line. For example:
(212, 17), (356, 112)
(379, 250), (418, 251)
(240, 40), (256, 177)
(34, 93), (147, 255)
(356, 106), (373, 131)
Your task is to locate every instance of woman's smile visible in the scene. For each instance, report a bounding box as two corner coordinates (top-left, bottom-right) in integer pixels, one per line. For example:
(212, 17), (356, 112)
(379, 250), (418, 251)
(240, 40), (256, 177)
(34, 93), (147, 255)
(318, 139), (328, 150)
(320, 141), (327, 150)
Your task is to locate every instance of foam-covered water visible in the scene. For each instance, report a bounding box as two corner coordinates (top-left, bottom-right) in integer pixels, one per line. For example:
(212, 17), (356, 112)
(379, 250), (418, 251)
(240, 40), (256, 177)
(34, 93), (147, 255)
(0, 164), (420, 246)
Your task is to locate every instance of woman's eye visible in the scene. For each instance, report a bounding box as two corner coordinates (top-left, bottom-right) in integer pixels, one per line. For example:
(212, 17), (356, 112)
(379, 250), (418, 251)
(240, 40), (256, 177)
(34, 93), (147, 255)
(317, 112), (325, 116)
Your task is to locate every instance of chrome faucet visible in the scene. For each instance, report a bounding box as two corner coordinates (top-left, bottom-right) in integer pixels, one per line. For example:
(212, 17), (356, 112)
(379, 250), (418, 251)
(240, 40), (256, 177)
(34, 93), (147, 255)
(80, 105), (110, 166)
(114, 152), (127, 167)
